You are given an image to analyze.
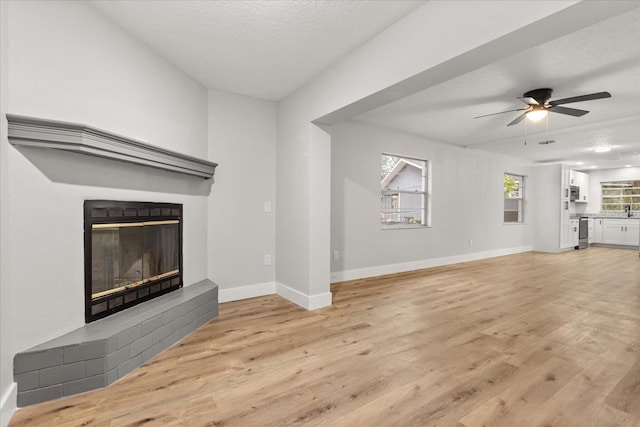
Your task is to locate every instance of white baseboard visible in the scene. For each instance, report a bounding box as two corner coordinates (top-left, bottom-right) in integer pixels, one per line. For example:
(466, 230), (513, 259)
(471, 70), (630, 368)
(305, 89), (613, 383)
(330, 245), (533, 283)
(276, 282), (332, 310)
(218, 282), (276, 303)
(217, 281), (332, 311)
(0, 383), (16, 427)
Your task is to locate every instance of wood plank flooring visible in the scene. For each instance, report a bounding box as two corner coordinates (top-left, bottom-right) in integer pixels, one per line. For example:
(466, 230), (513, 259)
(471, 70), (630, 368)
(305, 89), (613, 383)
(9, 247), (640, 426)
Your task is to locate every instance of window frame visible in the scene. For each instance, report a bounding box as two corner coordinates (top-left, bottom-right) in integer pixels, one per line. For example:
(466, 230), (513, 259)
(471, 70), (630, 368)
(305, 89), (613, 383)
(504, 172), (525, 224)
(380, 153), (431, 230)
(600, 180), (640, 212)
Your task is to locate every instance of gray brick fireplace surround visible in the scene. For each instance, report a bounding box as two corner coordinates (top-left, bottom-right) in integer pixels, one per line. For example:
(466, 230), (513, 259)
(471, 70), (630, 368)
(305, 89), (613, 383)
(13, 280), (218, 407)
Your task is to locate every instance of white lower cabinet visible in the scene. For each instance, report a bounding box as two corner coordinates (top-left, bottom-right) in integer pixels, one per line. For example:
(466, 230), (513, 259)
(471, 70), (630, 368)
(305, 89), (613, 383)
(560, 200), (572, 248)
(593, 218), (603, 243)
(588, 219), (594, 244)
(603, 220), (626, 245)
(570, 219), (579, 248)
(627, 220), (640, 246)
(601, 219), (640, 246)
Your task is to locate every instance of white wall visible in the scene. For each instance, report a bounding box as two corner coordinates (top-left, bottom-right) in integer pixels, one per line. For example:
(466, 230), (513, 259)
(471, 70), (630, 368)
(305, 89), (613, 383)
(585, 167), (640, 213)
(532, 164), (563, 253)
(1, 0), (629, 422)
(207, 89), (277, 301)
(275, 1), (597, 308)
(0, 1), (14, 425)
(330, 122), (534, 281)
(1, 1), (209, 421)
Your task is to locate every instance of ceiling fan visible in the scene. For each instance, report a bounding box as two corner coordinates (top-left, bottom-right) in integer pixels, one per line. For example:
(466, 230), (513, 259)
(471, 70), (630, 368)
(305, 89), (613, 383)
(474, 88), (611, 126)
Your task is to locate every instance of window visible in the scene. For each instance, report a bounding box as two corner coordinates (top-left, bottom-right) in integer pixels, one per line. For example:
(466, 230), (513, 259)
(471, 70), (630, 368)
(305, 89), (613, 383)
(380, 154), (430, 228)
(504, 173), (524, 223)
(601, 180), (640, 212)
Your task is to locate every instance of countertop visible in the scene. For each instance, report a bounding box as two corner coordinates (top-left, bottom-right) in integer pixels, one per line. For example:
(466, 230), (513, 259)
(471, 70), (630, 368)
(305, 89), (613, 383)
(571, 213), (638, 220)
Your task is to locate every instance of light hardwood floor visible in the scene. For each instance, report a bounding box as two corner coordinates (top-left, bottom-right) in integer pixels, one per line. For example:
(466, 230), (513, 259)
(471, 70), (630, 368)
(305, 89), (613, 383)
(9, 247), (640, 426)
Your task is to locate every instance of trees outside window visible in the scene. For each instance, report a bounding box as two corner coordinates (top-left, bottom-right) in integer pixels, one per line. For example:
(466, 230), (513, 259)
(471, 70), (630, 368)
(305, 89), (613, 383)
(504, 173), (524, 223)
(601, 180), (640, 211)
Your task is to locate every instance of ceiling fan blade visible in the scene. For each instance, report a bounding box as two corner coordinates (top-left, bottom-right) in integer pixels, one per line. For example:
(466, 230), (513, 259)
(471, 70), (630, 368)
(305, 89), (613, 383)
(474, 108), (527, 119)
(548, 105), (589, 117)
(549, 91), (611, 106)
(517, 97), (539, 106)
(507, 113), (527, 127)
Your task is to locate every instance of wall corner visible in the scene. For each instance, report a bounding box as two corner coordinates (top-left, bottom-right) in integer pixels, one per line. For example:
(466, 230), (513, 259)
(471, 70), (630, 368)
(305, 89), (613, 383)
(0, 383), (17, 427)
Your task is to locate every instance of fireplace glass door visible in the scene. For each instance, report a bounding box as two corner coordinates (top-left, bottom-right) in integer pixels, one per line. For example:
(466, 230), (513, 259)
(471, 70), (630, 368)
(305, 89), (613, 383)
(85, 201), (183, 322)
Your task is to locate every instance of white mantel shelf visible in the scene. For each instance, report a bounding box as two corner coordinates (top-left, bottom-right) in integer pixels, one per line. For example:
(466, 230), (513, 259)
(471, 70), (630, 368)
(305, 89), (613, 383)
(6, 114), (218, 179)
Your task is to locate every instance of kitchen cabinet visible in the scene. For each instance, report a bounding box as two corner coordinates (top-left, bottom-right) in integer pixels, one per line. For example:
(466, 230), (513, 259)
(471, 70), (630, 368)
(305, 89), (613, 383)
(562, 166), (571, 200)
(560, 200), (571, 248)
(569, 170), (589, 203)
(603, 220), (625, 245)
(576, 172), (589, 203)
(588, 218), (594, 244)
(601, 219), (640, 246)
(570, 219), (579, 247)
(560, 166), (573, 249)
(593, 218), (603, 243)
(627, 220), (640, 246)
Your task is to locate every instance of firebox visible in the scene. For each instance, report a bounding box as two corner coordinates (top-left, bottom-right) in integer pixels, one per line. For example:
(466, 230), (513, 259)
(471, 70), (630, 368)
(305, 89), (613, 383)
(84, 200), (183, 322)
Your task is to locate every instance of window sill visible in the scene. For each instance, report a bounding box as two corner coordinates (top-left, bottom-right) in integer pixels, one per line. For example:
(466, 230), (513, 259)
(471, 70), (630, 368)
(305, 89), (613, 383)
(382, 224), (429, 230)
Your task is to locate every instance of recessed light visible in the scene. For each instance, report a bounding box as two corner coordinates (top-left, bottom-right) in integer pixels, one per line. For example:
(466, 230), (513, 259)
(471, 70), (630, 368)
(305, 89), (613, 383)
(574, 161), (584, 165)
(593, 145), (612, 153)
(625, 165), (633, 168)
(590, 165), (598, 169)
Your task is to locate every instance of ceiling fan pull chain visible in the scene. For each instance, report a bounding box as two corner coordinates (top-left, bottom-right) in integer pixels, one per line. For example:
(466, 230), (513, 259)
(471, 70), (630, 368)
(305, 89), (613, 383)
(546, 113), (549, 133)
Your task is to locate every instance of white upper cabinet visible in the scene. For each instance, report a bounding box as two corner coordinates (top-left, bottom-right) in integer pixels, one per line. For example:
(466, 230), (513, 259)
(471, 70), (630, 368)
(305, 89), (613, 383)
(575, 171), (589, 203)
(569, 170), (589, 203)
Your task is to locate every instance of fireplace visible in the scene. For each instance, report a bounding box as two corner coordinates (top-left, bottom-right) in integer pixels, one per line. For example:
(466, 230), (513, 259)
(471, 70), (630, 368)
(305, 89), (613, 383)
(84, 200), (183, 322)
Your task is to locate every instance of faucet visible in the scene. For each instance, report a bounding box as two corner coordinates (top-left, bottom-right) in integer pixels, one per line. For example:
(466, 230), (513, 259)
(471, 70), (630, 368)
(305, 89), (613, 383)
(625, 205), (632, 217)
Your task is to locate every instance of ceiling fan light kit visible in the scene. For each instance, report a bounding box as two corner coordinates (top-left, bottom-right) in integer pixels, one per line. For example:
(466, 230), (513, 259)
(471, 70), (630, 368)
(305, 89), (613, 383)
(475, 87), (611, 127)
(526, 108), (548, 122)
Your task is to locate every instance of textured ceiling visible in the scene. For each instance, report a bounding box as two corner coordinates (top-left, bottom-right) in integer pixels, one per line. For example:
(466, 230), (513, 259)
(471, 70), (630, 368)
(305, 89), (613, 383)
(88, 1), (639, 169)
(88, 0), (425, 101)
(355, 6), (640, 169)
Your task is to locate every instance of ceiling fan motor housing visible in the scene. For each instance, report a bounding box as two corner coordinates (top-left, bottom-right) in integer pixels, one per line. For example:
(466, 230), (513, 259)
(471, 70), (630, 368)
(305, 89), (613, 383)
(523, 88), (553, 105)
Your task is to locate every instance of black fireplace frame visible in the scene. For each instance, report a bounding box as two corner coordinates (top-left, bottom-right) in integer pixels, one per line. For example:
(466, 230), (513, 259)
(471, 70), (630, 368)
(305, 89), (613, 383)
(84, 200), (183, 323)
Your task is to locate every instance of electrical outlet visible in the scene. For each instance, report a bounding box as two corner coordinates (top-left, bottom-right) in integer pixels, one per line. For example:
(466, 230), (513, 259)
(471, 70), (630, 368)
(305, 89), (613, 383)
(468, 239), (473, 247)
(264, 201), (272, 213)
(333, 250), (340, 261)
(264, 254), (271, 265)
